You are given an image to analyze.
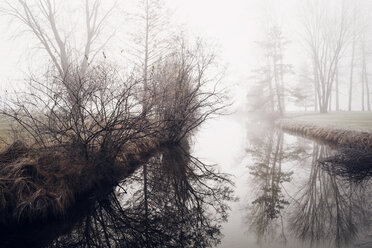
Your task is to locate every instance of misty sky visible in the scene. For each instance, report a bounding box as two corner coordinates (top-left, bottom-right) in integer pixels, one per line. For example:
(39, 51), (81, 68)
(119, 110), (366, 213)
(0, 0), (370, 110)
(0, 0), (294, 88)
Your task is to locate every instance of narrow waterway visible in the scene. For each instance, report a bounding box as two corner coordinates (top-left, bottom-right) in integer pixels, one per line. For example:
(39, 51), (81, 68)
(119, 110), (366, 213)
(1, 114), (371, 248)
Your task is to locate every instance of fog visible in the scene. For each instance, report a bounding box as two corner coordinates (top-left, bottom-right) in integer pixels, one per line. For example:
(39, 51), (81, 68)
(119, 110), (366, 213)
(0, 1), (371, 248)
(3, 0), (371, 111)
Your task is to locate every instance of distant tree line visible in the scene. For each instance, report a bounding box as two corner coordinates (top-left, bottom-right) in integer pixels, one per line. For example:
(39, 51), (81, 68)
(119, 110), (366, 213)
(248, 0), (372, 115)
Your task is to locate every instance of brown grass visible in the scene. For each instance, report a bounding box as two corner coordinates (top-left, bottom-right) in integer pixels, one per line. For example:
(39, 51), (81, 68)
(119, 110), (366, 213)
(0, 136), (165, 226)
(275, 119), (372, 152)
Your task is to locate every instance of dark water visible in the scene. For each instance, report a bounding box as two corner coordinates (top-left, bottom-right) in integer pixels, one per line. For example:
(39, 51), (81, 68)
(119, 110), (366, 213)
(2, 116), (372, 248)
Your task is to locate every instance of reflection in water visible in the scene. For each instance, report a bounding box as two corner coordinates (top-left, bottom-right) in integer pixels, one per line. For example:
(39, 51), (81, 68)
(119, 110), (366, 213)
(46, 143), (234, 247)
(291, 145), (352, 247)
(245, 125), (295, 246)
(320, 148), (372, 183)
(245, 122), (372, 248)
(290, 144), (371, 248)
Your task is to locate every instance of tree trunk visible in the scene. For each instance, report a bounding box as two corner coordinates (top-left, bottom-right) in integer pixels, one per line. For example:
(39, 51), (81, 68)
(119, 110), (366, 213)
(267, 56), (275, 112)
(143, 0), (150, 112)
(313, 60), (323, 112)
(143, 163), (149, 246)
(313, 63), (319, 112)
(362, 36), (371, 111)
(314, 84), (318, 112)
(272, 49), (283, 116)
(348, 16), (356, 111)
(328, 85), (332, 112)
(320, 105), (327, 113)
(143, 3), (150, 243)
(366, 66), (371, 111)
(362, 66), (365, 111)
(336, 67), (339, 111)
(279, 44), (286, 114)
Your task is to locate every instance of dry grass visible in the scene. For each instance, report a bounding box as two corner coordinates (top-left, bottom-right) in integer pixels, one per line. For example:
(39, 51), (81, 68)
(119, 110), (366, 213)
(284, 112), (372, 132)
(0, 113), (183, 226)
(0, 145), (82, 224)
(276, 119), (372, 152)
(0, 136), (164, 226)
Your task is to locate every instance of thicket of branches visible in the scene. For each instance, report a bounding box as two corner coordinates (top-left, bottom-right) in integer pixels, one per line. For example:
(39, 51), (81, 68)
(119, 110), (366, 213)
(0, 0), (229, 228)
(2, 35), (226, 157)
(150, 37), (226, 141)
(0, 33), (226, 226)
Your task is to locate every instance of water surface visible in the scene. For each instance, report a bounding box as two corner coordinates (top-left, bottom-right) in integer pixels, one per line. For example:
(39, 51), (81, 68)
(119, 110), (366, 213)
(2, 114), (372, 248)
(196, 115), (372, 248)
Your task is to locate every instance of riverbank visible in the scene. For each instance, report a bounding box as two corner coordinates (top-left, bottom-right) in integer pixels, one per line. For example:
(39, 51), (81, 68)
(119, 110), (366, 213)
(0, 137), (166, 226)
(275, 112), (372, 152)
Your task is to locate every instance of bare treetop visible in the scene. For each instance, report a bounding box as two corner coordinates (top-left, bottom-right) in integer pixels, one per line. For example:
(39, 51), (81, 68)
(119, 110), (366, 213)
(2, 0), (116, 77)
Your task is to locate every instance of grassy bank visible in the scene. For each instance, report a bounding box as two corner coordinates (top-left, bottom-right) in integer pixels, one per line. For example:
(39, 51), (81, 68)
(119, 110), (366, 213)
(276, 112), (372, 152)
(283, 112), (372, 132)
(0, 137), (164, 226)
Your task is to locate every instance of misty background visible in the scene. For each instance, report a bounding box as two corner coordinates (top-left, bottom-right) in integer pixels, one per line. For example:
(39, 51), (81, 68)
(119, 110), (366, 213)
(0, 1), (371, 248)
(1, 0), (370, 112)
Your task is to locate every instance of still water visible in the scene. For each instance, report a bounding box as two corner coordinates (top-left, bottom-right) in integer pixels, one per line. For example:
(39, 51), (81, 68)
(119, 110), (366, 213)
(196, 115), (372, 248)
(3, 114), (372, 247)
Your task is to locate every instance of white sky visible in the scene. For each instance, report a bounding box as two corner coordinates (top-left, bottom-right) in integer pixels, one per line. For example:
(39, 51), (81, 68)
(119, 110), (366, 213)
(0, 0), (368, 110)
(167, 0), (299, 108)
(0, 0), (295, 87)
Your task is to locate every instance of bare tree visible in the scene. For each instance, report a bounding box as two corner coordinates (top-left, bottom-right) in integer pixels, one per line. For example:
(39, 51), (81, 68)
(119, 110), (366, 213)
(249, 25), (291, 116)
(335, 66), (340, 111)
(361, 34), (371, 111)
(2, 64), (153, 159)
(2, 0), (116, 77)
(268, 26), (291, 116)
(124, 0), (172, 111)
(359, 6), (372, 112)
(123, 1), (173, 234)
(346, 0), (372, 112)
(291, 63), (315, 112)
(301, 0), (352, 113)
(348, 3), (357, 111)
(0, 63), (167, 225)
(151, 36), (227, 142)
(0, 32), (227, 222)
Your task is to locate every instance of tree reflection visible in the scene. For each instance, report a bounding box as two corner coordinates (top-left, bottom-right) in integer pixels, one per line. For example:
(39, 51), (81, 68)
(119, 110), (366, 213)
(244, 122), (372, 248)
(46, 142), (234, 248)
(320, 148), (372, 183)
(245, 126), (294, 245)
(289, 144), (372, 248)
